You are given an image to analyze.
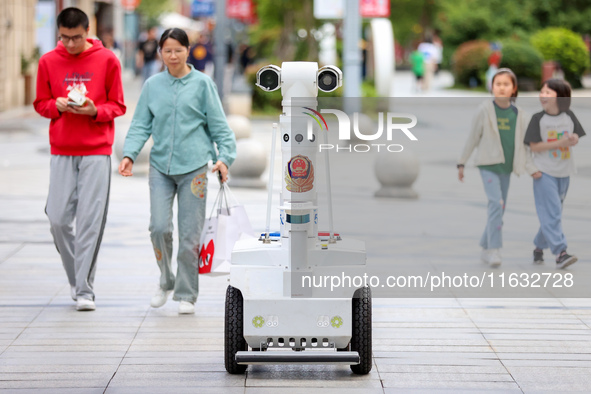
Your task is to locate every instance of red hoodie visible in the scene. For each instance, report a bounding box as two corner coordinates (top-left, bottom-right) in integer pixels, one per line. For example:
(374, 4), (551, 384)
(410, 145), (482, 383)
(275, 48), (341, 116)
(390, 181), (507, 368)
(34, 39), (126, 156)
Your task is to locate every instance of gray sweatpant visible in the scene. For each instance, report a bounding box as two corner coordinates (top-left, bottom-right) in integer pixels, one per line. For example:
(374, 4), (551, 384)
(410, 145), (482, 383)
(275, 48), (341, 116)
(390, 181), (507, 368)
(45, 155), (111, 301)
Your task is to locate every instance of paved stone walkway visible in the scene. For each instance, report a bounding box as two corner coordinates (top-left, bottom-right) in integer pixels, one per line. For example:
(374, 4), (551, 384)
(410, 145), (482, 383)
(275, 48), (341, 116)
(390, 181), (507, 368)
(1, 73), (591, 392)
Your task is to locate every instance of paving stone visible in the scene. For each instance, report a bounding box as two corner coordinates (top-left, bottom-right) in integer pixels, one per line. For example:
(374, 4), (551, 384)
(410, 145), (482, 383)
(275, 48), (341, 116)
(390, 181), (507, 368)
(375, 364), (507, 374)
(245, 366), (381, 388)
(0, 357), (122, 366)
(2, 78), (591, 391)
(0, 372), (114, 381)
(1, 349), (127, 358)
(106, 371), (245, 388)
(105, 388), (245, 394)
(116, 364), (226, 373)
(0, 378), (110, 389)
(245, 389), (384, 394)
(381, 380), (520, 390)
(0, 389), (104, 394)
(518, 381), (591, 392)
(120, 357), (223, 365)
(0, 365), (118, 373)
(383, 387), (520, 393)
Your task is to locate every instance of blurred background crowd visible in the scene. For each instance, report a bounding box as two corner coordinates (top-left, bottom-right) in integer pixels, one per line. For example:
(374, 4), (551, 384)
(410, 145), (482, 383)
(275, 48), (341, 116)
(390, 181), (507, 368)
(2, 0), (591, 115)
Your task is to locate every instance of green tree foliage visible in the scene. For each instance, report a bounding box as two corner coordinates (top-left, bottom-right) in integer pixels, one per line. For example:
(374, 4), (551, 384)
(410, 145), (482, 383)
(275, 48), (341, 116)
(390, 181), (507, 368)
(437, 0), (591, 48)
(388, 0), (439, 47)
(531, 28), (591, 87)
(249, 0), (443, 62)
(249, 0), (321, 62)
(498, 40), (544, 90)
(137, 0), (175, 27)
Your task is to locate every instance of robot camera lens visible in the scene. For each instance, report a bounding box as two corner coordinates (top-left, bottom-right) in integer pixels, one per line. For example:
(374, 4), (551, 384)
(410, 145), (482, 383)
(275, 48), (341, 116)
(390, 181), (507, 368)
(260, 69), (280, 91)
(295, 134), (303, 142)
(317, 70), (338, 92)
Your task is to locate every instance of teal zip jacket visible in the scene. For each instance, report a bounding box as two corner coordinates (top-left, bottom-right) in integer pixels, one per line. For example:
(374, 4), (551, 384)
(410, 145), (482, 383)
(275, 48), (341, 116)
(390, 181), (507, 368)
(123, 65), (236, 175)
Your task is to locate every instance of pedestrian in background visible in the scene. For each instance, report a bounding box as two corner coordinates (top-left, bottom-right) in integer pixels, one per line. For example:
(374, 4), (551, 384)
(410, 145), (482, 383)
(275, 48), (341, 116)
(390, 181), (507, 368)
(457, 68), (538, 267)
(409, 45), (425, 92)
(33, 7), (126, 311)
(137, 27), (161, 83)
(524, 79), (586, 268)
(118, 28), (236, 315)
(418, 36), (439, 91)
(187, 33), (213, 75)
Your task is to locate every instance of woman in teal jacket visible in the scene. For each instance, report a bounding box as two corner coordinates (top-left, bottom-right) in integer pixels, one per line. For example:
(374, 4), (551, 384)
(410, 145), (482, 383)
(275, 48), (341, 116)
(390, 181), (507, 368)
(119, 28), (236, 314)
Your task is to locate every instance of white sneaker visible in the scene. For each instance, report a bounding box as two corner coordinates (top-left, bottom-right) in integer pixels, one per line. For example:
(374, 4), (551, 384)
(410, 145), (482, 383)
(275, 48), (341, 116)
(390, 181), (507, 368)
(70, 286), (77, 301)
(488, 249), (502, 267)
(480, 249), (489, 264)
(150, 288), (172, 308)
(76, 298), (96, 311)
(178, 301), (195, 314)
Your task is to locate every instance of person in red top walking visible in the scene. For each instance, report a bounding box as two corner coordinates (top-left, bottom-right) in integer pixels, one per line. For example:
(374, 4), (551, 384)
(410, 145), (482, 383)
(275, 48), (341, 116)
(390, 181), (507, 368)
(34, 7), (126, 311)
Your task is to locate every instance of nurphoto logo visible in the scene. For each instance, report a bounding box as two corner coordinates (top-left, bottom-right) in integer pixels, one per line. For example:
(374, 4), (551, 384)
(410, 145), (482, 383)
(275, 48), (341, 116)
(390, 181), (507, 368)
(305, 109), (418, 153)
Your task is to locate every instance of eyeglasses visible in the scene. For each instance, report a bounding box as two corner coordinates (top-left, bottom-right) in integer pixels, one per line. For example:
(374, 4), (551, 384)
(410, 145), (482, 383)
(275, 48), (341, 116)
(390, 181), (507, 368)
(59, 34), (85, 44)
(161, 48), (187, 56)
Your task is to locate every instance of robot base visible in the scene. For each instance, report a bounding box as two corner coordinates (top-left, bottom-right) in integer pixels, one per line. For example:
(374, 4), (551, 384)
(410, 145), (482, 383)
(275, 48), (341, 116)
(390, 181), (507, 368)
(224, 284), (372, 375)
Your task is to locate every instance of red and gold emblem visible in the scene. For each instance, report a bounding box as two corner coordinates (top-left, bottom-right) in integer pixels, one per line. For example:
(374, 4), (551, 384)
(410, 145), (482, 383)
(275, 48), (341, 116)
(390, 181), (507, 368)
(191, 172), (207, 199)
(285, 155), (314, 193)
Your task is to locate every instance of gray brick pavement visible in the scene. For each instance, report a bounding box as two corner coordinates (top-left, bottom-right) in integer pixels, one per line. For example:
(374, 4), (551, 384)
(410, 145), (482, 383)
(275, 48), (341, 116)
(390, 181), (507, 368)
(1, 72), (591, 392)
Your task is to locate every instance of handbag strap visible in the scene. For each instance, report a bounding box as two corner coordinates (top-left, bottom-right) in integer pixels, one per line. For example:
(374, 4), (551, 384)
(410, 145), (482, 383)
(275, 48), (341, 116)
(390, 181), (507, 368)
(207, 185), (225, 219)
(222, 182), (241, 208)
(220, 183), (230, 214)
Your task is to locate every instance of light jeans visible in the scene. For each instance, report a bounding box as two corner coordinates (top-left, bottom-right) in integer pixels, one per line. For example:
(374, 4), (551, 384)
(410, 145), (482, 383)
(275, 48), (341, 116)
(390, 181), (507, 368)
(533, 173), (570, 255)
(479, 168), (511, 250)
(149, 165), (208, 303)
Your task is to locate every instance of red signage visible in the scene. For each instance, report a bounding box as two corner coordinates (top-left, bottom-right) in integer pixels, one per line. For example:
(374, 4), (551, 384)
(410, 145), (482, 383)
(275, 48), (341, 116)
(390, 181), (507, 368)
(360, 0), (390, 17)
(226, 0), (252, 19)
(121, 0), (142, 11)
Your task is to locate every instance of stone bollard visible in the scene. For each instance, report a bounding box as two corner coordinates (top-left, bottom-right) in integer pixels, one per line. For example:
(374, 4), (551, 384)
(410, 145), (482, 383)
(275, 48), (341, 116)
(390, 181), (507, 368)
(113, 130), (153, 175)
(227, 93), (253, 118)
(228, 138), (267, 188)
(374, 147), (420, 199)
(227, 114), (252, 140)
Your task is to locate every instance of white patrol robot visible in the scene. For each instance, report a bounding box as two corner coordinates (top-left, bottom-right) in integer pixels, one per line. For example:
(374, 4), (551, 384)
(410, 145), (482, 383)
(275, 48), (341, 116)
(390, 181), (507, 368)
(224, 62), (371, 375)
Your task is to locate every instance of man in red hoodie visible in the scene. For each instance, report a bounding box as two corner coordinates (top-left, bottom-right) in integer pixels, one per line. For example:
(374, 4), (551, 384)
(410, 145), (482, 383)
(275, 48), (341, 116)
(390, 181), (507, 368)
(34, 7), (126, 311)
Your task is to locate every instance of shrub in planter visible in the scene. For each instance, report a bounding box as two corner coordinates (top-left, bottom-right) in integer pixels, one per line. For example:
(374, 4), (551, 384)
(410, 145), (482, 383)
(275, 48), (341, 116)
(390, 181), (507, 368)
(452, 40), (491, 87)
(499, 40), (544, 91)
(531, 28), (590, 88)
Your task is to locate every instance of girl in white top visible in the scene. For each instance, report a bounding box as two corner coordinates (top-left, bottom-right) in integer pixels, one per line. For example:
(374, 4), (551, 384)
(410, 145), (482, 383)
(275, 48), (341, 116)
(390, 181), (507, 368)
(457, 68), (538, 267)
(524, 79), (585, 269)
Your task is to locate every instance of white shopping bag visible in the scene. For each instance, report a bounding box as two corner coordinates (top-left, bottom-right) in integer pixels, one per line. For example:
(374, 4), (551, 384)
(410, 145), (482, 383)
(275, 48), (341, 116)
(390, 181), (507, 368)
(198, 184), (254, 274)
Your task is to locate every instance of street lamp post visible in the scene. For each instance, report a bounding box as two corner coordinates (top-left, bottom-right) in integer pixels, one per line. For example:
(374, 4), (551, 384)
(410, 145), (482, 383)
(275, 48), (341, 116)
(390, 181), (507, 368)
(343, 0), (362, 98)
(214, 0), (227, 101)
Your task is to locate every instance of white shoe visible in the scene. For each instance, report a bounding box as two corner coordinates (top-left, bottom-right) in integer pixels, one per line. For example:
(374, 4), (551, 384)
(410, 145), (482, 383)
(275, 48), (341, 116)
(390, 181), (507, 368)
(70, 286), (77, 301)
(76, 298), (96, 311)
(150, 288), (172, 308)
(178, 301), (195, 314)
(488, 249), (502, 267)
(480, 249), (489, 264)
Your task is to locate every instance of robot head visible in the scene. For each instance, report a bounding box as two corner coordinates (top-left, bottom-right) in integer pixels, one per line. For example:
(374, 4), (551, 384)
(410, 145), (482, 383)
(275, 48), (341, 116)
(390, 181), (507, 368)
(256, 63), (342, 95)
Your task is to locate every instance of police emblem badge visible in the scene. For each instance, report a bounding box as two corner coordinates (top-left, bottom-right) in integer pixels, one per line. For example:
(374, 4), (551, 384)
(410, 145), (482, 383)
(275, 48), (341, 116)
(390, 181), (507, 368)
(285, 155), (314, 192)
